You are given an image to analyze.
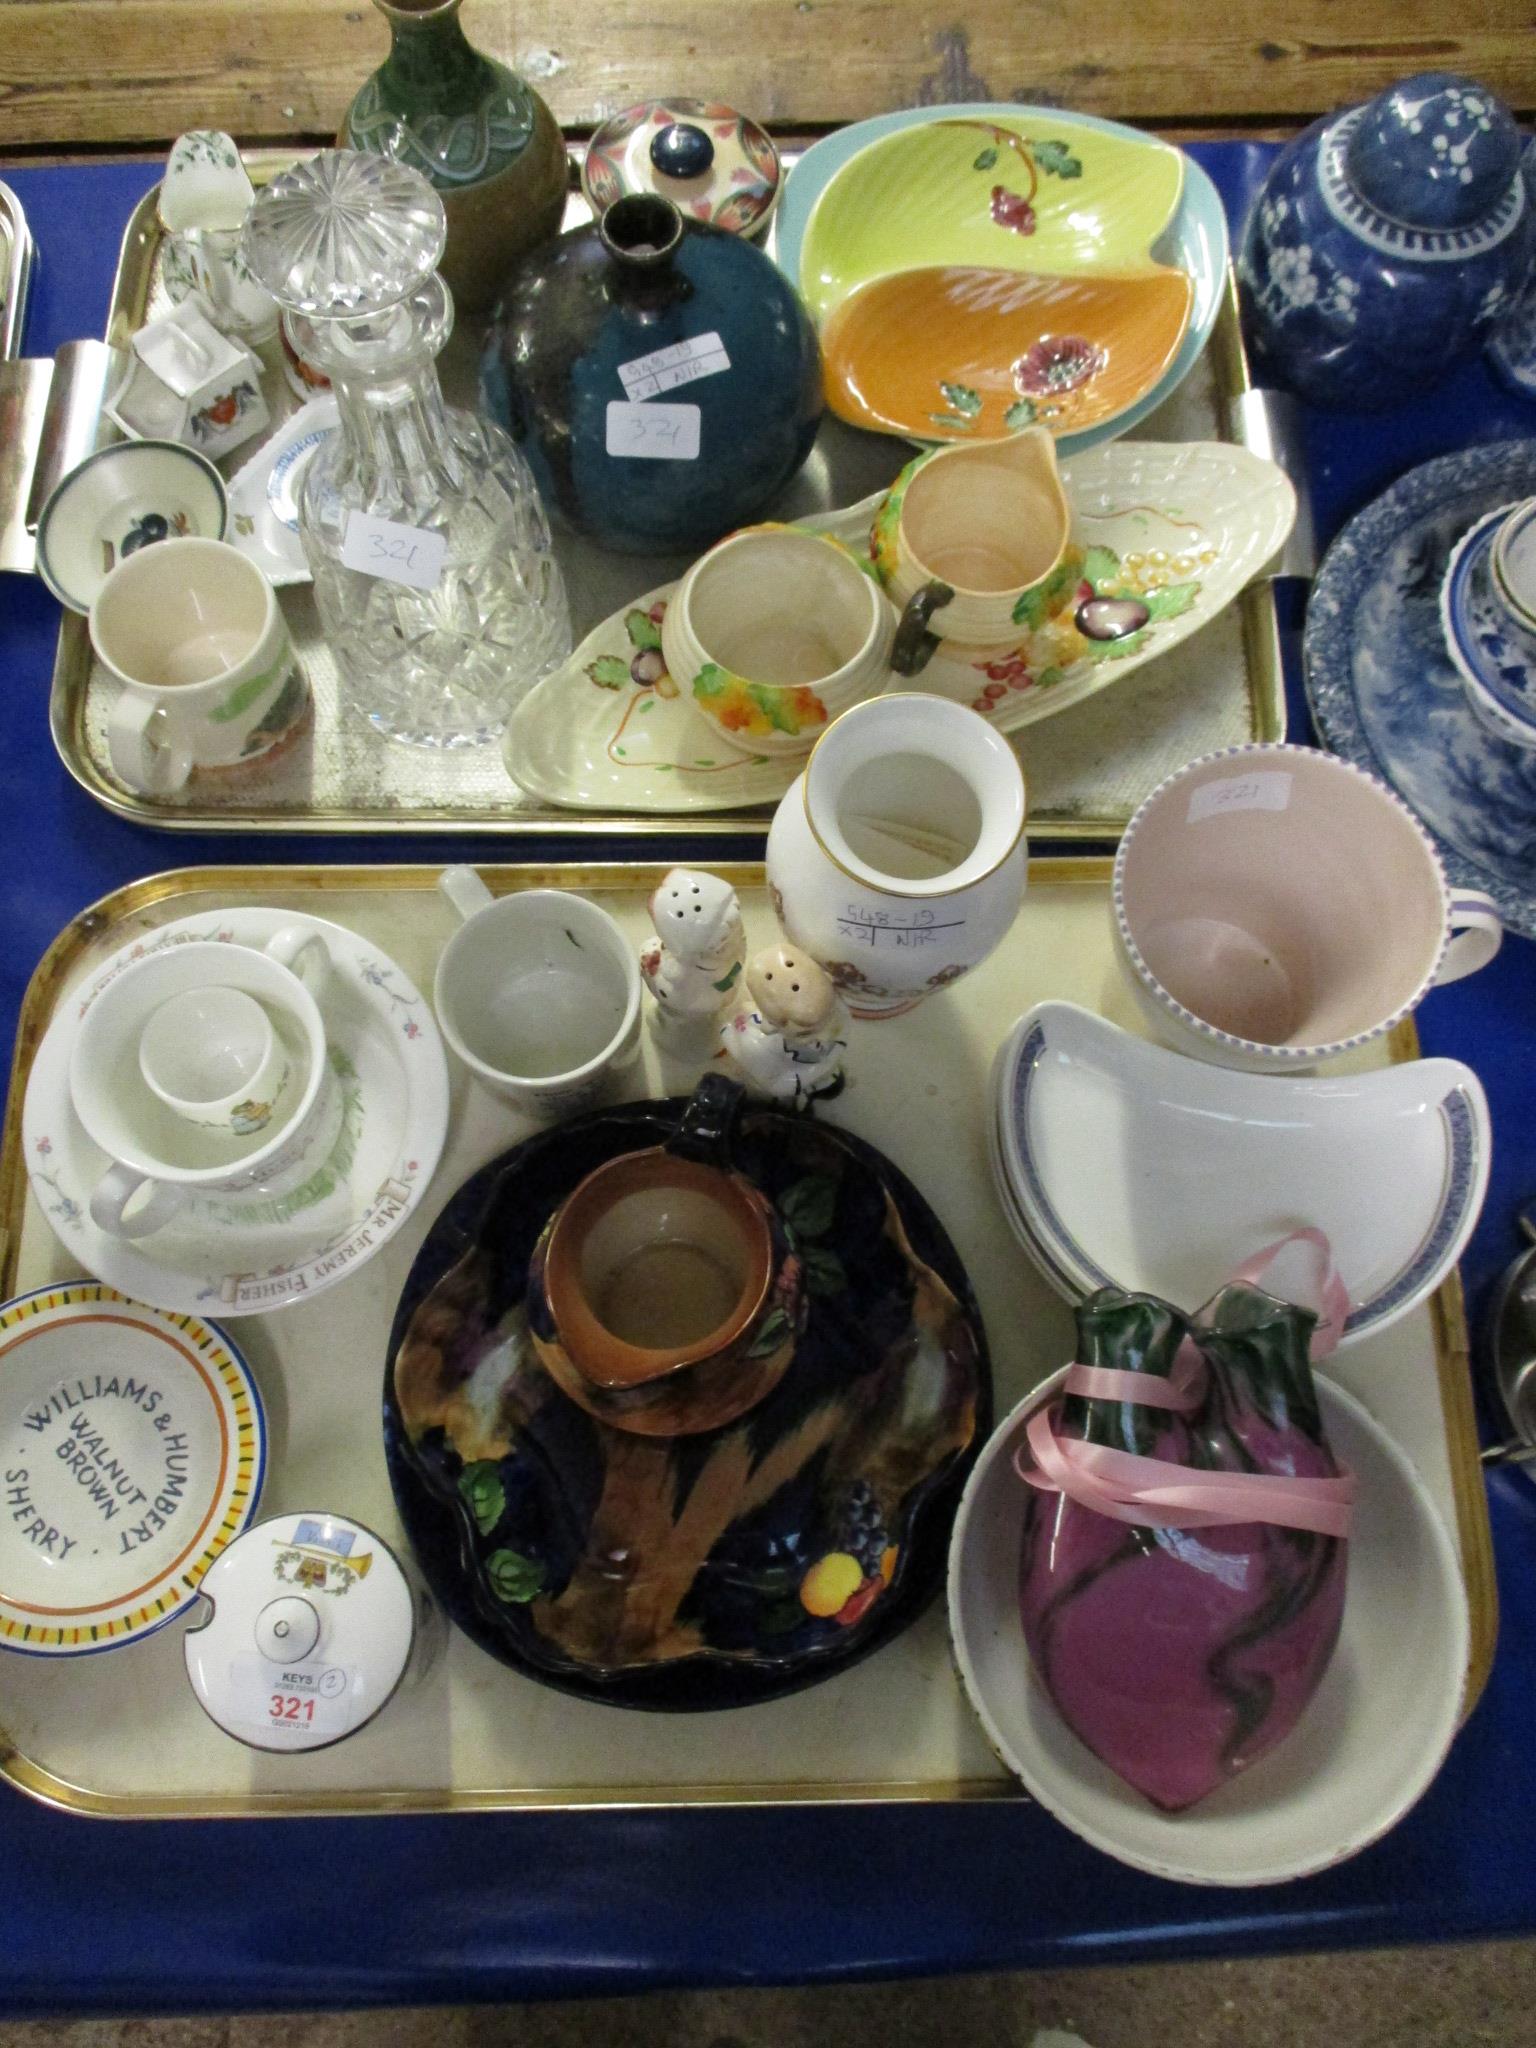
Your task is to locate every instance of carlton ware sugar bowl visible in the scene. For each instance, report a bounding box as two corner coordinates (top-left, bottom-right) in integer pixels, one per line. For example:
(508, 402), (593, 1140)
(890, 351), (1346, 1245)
(1240, 71), (1533, 408)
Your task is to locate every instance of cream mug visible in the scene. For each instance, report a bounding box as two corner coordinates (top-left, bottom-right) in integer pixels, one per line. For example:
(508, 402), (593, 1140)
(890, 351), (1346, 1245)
(661, 523), (894, 757)
(91, 536), (308, 796)
(70, 932), (336, 1238)
(434, 867), (642, 1121)
(1112, 744), (1503, 1071)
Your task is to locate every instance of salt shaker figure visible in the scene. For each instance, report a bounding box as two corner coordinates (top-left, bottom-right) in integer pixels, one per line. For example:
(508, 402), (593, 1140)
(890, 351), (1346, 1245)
(722, 944), (848, 1108)
(639, 868), (746, 1057)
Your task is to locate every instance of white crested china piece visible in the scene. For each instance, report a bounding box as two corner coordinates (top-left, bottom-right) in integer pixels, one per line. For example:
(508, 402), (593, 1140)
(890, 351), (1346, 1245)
(504, 441), (1295, 814)
(23, 908), (448, 1318)
(991, 1001), (1489, 1349)
(0, 1280), (266, 1657)
(948, 1371), (1469, 1885)
(225, 396), (339, 587)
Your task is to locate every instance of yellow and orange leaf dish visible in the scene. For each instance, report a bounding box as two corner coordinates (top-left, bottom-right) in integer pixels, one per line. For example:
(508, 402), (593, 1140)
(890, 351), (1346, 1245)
(800, 116), (1195, 444)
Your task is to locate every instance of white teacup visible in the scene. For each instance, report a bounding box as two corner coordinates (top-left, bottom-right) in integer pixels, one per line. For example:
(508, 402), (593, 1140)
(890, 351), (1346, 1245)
(434, 868), (642, 1121)
(139, 984), (293, 1138)
(91, 537), (308, 797)
(70, 931), (336, 1238)
(1113, 745), (1503, 1071)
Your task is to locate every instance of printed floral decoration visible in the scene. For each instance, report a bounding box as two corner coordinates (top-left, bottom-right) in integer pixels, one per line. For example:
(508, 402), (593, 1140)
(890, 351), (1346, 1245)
(692, 663), (829, 740)
(190, 381), (261, 443)
(968, 538), (1211, 713)
(1253, 239), (1362, 330)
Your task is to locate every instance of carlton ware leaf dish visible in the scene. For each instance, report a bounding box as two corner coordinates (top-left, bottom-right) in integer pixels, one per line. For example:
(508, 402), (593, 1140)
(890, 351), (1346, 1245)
(504, 441), (1294, 814)
(796, 110), (1195, 445)
(775, 105), (1229, 459)
(386, 1086), (990, 1709)
(1305, 439), (1536, 940)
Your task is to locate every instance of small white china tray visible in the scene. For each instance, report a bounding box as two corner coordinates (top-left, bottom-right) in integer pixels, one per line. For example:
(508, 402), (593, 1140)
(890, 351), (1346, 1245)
(45, 152), (1284, 840)
(0, 862), (1493, 1816)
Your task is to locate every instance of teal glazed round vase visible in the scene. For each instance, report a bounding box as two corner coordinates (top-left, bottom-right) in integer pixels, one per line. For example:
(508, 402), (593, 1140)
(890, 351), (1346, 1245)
(480, 193), (823, 554)
(1239, 71), (1534, 409)
(341, 0), (568, 314)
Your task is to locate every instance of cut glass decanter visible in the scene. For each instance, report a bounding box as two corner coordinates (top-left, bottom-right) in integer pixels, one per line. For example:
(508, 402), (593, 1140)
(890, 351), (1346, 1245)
(243, 149), (570, 749)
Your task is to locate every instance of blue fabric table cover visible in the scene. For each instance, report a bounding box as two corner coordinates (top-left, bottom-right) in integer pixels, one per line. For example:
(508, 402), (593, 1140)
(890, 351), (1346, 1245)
(1, 146), (1535, 2015)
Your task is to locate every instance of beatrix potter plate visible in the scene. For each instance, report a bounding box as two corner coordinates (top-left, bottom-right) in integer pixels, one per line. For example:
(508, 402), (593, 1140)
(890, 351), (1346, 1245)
(504, 442), (1294, 815)
(949, 1373), (1469, 1884)
(23, 908), (448, 1317)
(1305, 440), (1536, 940)
(775, 106), (1229, 457)
(0, 1281), (265, 1656)
(386, 1096), (990, 1710)
(992, 1003), (1489, 1348)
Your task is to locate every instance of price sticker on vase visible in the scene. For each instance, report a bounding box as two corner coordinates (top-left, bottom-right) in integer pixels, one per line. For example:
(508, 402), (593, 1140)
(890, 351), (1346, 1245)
(605, 401), (701, 461)
(340, 511), (447, 591)
(226, 1655), (356, 1745)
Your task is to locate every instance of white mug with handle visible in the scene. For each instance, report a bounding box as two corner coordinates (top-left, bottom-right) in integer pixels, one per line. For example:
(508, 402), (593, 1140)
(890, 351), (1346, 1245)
(92, 537), (308, 797)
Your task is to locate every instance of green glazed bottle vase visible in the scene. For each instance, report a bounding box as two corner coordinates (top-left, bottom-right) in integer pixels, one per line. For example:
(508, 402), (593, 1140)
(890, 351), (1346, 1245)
(341, 0), (568, 313)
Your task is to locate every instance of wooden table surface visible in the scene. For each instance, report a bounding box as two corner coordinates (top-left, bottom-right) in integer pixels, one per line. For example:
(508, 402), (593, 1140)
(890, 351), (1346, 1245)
(2, 0), (1534, 154)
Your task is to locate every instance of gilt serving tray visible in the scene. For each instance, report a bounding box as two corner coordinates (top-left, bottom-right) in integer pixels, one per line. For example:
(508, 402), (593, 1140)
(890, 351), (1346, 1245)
(44, 149), (1284, 841)
(0, 859), (1492, 1816)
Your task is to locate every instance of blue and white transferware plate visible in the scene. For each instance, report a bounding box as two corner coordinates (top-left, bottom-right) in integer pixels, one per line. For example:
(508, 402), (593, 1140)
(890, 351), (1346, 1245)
(1305, 440), (1536, 940)
(773, 104), (1228, 458)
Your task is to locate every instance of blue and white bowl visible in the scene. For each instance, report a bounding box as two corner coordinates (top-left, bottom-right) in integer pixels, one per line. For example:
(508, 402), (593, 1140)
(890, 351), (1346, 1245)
(1440, 498), (1536, 747)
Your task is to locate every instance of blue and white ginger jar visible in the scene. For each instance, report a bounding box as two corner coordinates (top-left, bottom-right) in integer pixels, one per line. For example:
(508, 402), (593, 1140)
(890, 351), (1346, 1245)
(1240, 72), (1533, 409)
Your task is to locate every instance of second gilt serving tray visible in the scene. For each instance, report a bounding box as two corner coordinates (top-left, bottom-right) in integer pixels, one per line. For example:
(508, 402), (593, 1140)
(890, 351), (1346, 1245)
(0, 859), (1492, 1817)
(46, 150), (1284, 841)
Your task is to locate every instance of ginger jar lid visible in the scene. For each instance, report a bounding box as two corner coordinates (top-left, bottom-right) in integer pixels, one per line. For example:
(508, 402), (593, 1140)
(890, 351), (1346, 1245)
(1341, 71), (1522, 233)
(582, 97), (781, 237)
(184, 1510), (416, 1751)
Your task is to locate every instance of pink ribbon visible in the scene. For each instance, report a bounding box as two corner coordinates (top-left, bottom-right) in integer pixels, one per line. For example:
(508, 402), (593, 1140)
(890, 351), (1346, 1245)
(1013, 1229), (1357, 1538)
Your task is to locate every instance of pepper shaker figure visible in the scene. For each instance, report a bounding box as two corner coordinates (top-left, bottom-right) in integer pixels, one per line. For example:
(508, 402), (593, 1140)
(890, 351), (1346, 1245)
(639, 868), (746, 1057)
(722, 944), (848, 1107)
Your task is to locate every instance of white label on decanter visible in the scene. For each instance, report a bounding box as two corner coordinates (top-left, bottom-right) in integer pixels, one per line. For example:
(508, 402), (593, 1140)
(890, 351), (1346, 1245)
(341, 511), (447, 591)
(1187, 771), (1293, 824)
(616, 332), (731, 399)
(605, 401), (701, 461)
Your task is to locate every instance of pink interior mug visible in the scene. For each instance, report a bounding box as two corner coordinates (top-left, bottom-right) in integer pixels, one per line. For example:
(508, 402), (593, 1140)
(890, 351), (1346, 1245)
(1112, 745), (1502, 1071)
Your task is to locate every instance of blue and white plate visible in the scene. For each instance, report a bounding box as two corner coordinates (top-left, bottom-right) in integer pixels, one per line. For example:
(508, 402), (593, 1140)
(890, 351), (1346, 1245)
(773, 104), (1228, 458)
(1305, 440), (1536, 940)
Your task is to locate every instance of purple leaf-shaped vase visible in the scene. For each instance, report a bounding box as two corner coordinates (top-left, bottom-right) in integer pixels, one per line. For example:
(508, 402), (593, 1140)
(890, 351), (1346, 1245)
(1018, 1284), (1347, 1812)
